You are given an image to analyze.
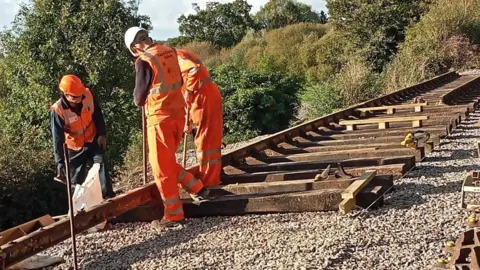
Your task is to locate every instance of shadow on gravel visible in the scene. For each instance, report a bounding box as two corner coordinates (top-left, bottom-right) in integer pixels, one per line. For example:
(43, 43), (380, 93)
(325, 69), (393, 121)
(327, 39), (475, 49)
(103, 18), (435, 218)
(323, 244), (358, 270)
(410, 163), (477, 179)
(421, 149), (476, 163)
(424, 154), (475, 163)
(384, 181), (462, 210)
(80, 217), (228, 270)
(452, 126), (480, 131)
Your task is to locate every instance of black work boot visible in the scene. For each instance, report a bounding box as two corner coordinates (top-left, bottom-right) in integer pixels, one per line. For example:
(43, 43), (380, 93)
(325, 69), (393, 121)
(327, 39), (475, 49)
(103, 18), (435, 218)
(151, 219), (185, 232)
(190, 187), (210, 202)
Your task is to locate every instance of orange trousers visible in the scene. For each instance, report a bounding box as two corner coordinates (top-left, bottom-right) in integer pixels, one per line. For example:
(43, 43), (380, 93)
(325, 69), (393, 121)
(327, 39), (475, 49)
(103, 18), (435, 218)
(147, 118), (204, 221)
(188, 85), (223, 187)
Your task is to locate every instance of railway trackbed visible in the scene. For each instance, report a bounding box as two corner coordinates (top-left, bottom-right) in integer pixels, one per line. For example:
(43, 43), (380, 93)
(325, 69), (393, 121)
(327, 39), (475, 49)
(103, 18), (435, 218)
(2, 70), (480, 269)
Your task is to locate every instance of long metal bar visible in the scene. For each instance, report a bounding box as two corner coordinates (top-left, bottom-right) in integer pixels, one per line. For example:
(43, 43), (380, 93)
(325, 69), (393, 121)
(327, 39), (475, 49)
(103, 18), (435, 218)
(142, 107), (147, 185)
(63, 144), (78, 270)
(0, 184), (155, 268)
(182, 110), (190, 167)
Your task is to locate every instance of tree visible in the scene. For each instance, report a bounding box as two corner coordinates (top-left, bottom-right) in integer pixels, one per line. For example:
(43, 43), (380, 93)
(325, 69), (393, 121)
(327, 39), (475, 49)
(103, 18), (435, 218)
(0, 0), (149, 228)
(177, 0), (258, 49)
(327, 0), (433, 72)
(211, 64), (303, 142)
(0, 0), (149, 169)
(255, 0), (322, 30)
(164, 36), (193, 47)
(319, 11), (328, 24)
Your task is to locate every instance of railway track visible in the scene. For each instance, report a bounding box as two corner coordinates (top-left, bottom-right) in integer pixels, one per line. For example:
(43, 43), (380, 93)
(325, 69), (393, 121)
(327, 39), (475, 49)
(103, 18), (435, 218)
(1, 70), (480, 269)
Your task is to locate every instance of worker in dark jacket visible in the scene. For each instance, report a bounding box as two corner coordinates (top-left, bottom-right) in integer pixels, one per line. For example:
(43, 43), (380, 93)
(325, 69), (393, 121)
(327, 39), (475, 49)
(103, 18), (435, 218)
(50, 74), (115, 199)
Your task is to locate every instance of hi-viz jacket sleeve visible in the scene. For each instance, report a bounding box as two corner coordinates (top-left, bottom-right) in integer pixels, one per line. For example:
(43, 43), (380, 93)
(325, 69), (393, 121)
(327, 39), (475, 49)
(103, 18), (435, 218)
(51, 109), (66, 166)
(134, 59), (153, 106)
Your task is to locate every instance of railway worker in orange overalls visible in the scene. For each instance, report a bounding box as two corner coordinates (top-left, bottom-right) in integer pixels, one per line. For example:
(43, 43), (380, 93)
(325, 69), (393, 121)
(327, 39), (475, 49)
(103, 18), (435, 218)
(124, 26), (210, 230)
(50, 75), (115, 199)
(177, 49), (223, 187)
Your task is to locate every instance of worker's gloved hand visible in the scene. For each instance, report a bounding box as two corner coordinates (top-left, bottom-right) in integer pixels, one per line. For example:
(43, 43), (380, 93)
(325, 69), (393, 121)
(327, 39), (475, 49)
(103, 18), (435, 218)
(185, 90), (196, 104)
(56, 163), (66, 181)
(184, 120), (193, 135)
(97, 136), (107, 151)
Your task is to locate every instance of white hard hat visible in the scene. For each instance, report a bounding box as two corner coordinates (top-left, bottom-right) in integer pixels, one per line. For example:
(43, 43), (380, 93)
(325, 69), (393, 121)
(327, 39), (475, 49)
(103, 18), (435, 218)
(124, 26), (148, 56)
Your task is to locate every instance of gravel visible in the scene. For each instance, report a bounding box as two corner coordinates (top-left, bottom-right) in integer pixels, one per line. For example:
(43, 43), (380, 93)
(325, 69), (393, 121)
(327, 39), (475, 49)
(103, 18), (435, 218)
(40, 111), (480, 270)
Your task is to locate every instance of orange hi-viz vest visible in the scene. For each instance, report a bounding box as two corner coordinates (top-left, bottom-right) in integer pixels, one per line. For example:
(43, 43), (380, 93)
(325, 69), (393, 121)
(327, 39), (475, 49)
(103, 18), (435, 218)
(50, 89), (96, 151)
(136, 43), (185, 125)
(176, 49), (213, 93)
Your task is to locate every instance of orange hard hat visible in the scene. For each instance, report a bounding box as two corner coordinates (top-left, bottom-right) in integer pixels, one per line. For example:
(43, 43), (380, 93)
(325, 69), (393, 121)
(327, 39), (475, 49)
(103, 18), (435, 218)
(59, 75), (86, 96)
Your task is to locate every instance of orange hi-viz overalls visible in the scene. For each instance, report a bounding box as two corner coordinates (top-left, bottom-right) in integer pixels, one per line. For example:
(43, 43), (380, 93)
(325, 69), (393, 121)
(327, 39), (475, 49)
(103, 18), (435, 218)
(138, 44), (205, 221)
(177, 49), (223, 187)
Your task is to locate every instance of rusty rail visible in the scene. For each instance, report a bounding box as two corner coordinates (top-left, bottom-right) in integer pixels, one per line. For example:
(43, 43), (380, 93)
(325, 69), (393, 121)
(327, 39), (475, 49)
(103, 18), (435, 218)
(2, 70), (480, 269)
(0, 185), (153, 268)
(218, 71), (459, 167)
(441, 76), (480, 105)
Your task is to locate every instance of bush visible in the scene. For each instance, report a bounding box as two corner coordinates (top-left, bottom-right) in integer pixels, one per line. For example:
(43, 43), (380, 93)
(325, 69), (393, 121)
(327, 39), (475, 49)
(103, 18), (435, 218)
(212, 64), (303, 143)
(384, 0), (480, 92)
(307, 29), (355, 81)
(0, 0), (147, 173)
(0, 0), (147, 229)
(334, 55), (382, 105)
(297, 81), (343, 121)
(178, 42), (222, 68)
(297, 54), (382, 121)
(222, 30), (267, 69)
(0, 126), (67, 230)
(219, 23), (331, 77)
(262, 23), (330, 77)
(113, 131), (149, 193)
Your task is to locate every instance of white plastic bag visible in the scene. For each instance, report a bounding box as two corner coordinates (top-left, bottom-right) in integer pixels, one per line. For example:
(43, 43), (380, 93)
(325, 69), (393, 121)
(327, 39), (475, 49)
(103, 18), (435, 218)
(72, 163), (107, 231)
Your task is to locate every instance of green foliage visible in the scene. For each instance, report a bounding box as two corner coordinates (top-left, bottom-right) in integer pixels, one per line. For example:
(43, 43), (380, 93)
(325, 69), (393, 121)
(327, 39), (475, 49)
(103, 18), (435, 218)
(384, 0), (480, 92)
(327, 0), (432, 72)
(297, 81), (343, 120)
(113, 131), (147, 193)
(164, 36), (193, 47)
(307, 29), (355, 81)
(212, 64), (303, 142)
(0, 125), (67, 230)
(263, 23), (330, 76)
(255, 0), (324, 30)
(0, 0), (147, 171)
(177, 0), (259, 49)
(0, 0), (147, 229)
(319, 11), (328, 24)
(178, 42), (222, 68)
(297, 55), (381, 121)
(334, 55), (382, 105)
(223, 23), (330, 77)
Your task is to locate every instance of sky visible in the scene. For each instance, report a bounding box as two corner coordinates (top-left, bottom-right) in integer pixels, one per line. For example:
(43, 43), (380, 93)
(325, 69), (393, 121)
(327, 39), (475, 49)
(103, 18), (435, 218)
(0, 0), (327, 40)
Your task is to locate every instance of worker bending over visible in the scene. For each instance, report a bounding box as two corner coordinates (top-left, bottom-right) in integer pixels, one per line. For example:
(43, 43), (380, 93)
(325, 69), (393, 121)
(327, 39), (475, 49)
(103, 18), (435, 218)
(177, 49), (223, 187)
(124, 27), (210, 230)
(50, 75), (115, 199)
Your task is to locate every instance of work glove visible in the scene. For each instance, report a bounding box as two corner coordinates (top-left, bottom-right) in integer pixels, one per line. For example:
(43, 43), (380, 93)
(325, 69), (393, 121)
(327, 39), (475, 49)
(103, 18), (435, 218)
(97, 135), (107, 151)
(54, 163), (67, 184)
(184, 119), (193, 135)
(184, 89), (196, 104)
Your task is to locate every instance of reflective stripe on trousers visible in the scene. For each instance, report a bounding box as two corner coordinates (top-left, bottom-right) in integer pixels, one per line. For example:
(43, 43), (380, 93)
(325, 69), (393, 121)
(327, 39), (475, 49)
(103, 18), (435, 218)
(162, 196), (183, 217)
(178, 169), (203, 193)
(197, 147), (222, 166)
